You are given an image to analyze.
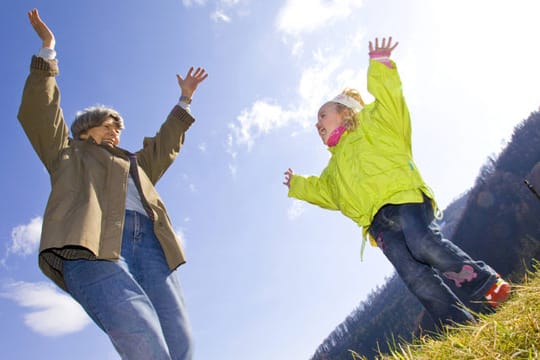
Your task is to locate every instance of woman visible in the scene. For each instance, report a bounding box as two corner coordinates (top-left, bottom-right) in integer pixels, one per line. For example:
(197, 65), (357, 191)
(19, 8), (207, 359)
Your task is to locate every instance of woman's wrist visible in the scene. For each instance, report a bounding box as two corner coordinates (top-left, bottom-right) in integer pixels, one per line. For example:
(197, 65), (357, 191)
(42, 38), (55, 50)
(179, 95), (192, 105)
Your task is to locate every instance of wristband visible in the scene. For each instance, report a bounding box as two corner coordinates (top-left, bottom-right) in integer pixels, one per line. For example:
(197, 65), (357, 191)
(369, 50), (391, 59)
(369, 50), (393, 68)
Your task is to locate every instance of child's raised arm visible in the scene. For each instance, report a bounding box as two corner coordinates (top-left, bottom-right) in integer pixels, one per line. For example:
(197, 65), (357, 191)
(366, 36), (412, 144)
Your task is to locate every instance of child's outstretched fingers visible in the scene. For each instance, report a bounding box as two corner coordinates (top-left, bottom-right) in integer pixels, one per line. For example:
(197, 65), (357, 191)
(369, 36), (399, 53)
(386, 36), (399, 52)
(283, 168), (293, 188)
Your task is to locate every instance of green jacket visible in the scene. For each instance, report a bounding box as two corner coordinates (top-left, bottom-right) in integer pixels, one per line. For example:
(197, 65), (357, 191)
(18, 56), (194, 290)
(288, 59), (437, 254)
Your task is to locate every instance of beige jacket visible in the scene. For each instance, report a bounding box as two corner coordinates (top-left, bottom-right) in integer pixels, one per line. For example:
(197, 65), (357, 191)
(18, 56), (194, 291)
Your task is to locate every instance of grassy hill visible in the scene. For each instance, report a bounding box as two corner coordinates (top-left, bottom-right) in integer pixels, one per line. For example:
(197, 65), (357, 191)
(353, 266), (540, 360)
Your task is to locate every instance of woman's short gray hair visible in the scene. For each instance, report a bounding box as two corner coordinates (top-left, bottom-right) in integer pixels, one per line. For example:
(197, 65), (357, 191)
(71, 106), (124, 139)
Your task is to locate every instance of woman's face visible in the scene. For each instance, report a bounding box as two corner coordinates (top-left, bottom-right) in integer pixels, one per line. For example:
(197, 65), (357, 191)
(316, 102), (343, 145)
(80, 117), (121, 147)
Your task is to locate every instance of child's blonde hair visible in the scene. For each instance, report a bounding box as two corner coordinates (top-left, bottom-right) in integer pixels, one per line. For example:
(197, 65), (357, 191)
(334, 88), (364, 131)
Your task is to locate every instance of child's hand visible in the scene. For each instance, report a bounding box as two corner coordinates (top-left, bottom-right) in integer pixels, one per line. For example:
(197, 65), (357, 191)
(369, 37), (398, 68)
(283, 168), (293, 188)
(369, 36), (398, 57)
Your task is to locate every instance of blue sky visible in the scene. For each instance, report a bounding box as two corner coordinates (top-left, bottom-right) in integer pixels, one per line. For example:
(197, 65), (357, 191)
(1, 0), (540, 359)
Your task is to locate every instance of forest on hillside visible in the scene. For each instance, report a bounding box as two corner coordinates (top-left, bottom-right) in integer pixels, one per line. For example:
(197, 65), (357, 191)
(310, 110), (540, 360)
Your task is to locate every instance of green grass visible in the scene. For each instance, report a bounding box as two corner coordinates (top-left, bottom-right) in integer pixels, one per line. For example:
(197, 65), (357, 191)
(350, 267), (540, 360)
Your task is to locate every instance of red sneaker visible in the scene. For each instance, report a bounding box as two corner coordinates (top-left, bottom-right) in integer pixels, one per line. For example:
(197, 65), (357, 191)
(484, 277), (511, 308)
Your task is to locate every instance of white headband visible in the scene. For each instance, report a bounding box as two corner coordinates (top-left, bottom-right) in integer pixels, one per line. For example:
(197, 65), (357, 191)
(331, 94), (363, 112)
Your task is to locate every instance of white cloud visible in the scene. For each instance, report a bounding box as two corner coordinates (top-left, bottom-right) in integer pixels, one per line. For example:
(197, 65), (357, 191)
(224, 3), (369, 157)
(8, 216), (42, 257)
(198, 142), (207, 152)
(298, 50), (356, 110)
(211, 9), (231, 23)
(227, 31), (367, 154)
(226, 52), (342, 152)
(228, 163), (238, 177)
(276, 0), (363, 36)
(291, 40), (304, 57)
(228, 100), (304, 150)
(221, 0), (241, 6)
(1, 281), (90, 336)
(182, 0), (207, 7)
(287, 200), (305, 220)
(176, 228), (187, 247)
(184, 0), (248, 22)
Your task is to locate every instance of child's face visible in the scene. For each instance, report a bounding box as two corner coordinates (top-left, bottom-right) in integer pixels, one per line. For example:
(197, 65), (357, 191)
(316, 102), (343, 145)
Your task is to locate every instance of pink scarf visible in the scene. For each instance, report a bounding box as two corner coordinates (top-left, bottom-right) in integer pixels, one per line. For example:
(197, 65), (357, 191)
(327, 126), (346, 147)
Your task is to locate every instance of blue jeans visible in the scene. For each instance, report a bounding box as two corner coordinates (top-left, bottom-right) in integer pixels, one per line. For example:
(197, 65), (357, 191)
(368, 196), (498, 326)
(63, 210), (193, 359)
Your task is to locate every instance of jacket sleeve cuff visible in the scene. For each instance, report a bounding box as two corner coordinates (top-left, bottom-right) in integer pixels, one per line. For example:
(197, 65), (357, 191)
(169, 105), (195, 130)
(30, 55), (59, 76)
(288, 176), (299, 198)
(38, 47), (57, 60)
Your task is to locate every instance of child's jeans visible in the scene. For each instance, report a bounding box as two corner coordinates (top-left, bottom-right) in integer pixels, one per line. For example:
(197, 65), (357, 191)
(63, 210), (193, 359)
(368, 195), (498, 326)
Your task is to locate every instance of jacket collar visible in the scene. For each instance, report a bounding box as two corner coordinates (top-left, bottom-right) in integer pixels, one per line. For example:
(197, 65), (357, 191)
(75, 136), (130, 158)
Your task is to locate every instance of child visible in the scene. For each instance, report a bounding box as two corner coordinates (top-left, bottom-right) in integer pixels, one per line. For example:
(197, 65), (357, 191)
(283, 37), (510, 327)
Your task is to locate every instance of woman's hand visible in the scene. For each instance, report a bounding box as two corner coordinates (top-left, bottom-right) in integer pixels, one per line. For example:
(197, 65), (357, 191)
(283, 168), (293, 188)
(176, 67), (208, 101)
(27, 8), (55, 49)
